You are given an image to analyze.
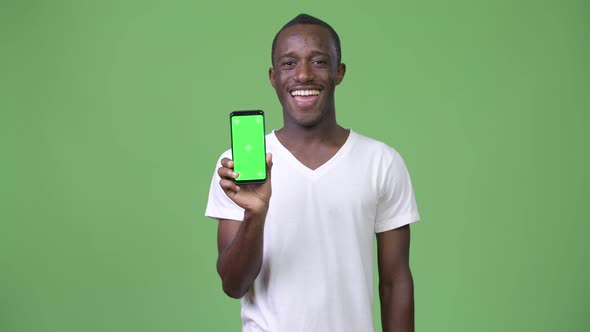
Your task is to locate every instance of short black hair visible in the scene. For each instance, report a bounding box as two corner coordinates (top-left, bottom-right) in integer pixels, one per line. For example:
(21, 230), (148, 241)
(271, 14), (342, 66)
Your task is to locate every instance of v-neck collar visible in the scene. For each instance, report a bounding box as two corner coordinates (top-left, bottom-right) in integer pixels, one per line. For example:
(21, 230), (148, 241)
(269, 130), (357, 179)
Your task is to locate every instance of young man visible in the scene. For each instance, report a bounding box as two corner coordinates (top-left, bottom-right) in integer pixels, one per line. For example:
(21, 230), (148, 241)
(206, 14), (420, 332)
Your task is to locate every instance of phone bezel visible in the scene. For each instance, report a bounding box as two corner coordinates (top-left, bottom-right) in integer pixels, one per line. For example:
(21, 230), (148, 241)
(229, 110), (267, 184)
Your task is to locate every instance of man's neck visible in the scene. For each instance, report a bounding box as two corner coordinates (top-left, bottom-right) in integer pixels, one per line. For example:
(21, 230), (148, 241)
(275, 122), (350, 170)
(275, 122), (348, 149)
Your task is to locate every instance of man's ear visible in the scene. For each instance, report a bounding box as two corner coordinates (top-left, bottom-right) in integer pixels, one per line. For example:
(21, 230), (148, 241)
(336, 63), (346, 85)
(269, 67), (276, 89)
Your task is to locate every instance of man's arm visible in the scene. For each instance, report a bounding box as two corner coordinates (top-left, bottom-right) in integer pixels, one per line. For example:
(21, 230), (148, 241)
(215, 154), (272, 299)
(216, 212), (266, 298)
(377, 224), (414, 332)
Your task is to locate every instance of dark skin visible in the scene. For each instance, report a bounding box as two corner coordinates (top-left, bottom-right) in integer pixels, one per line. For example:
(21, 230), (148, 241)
(270, 24), (348, 168)
(216, 24), (414, 331)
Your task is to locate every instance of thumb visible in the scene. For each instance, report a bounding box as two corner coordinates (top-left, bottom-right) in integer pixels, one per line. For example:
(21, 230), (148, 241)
(265, 153), (273, 180)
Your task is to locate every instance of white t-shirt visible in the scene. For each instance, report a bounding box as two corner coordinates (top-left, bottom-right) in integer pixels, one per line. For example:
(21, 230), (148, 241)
(205, 130), (420, 332)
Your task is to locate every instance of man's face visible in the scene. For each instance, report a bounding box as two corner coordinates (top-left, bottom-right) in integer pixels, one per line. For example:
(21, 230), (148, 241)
(269, 24), (345, 128)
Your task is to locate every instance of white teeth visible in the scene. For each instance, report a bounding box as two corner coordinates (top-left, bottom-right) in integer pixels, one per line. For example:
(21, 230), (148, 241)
(291, 89), (320, 96)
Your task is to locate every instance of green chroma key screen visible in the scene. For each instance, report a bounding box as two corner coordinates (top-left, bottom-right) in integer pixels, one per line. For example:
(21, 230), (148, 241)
(230, 111), (266, 183)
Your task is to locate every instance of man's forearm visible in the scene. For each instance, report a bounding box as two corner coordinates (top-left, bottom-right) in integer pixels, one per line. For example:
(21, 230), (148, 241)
(379, 273), (415, 332)
(217, 210), (267, 298)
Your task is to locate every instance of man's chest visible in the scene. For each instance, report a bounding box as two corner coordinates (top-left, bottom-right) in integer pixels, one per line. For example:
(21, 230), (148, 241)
(267, 155), (381, 226)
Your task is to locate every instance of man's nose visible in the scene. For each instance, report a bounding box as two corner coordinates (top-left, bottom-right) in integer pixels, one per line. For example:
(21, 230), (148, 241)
(294, 62), (315, 82)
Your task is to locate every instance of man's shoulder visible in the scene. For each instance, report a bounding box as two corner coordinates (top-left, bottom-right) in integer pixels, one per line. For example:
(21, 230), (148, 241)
(215, 149), (232, 161)
(350, 130), (400, 159)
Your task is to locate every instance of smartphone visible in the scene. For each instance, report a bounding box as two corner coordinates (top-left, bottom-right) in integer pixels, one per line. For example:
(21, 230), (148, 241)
(230, 110), (267, 184)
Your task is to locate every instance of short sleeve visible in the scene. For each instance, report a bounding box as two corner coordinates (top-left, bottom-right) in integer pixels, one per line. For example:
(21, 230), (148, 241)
(374, 152), (420, 233)
(204, 152), (245, 222)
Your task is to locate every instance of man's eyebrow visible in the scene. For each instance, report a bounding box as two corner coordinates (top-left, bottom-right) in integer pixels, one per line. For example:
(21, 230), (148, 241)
(278, 52), (298, 59)
(278, 50), (330, 59)
(309, 50), (329, 57)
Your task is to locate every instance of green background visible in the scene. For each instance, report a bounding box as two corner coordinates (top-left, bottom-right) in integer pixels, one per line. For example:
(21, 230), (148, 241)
(1, 0), (588, 331)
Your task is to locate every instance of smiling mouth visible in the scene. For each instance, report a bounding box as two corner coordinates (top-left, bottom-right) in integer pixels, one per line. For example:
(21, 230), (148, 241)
(290, 89), (321, 97)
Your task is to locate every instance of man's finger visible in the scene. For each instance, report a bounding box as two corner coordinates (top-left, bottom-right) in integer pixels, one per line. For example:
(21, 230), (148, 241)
(218, 166), (238, 180)
(219, 179), (240, 194)
(220, 158), (234, 169)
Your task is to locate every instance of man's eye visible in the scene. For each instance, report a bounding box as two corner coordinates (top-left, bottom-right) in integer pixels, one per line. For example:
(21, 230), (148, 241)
(282, 61), (296, 66)
(312, 60), (327, 65)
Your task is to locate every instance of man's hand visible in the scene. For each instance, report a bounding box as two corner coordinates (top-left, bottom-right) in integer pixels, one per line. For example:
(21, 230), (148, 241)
(218, 153), (273, 215)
